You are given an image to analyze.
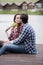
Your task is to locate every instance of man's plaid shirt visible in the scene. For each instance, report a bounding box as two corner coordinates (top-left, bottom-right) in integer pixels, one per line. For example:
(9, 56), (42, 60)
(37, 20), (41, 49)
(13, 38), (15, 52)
(11, 23), (37, 54)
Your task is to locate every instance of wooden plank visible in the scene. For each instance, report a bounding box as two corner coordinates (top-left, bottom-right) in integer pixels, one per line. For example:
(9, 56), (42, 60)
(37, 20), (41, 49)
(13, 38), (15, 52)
(0, 44), (43, 65)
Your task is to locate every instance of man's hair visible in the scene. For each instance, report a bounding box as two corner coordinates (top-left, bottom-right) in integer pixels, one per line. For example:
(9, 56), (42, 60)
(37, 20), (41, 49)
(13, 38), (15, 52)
(20, 13), (28, 24)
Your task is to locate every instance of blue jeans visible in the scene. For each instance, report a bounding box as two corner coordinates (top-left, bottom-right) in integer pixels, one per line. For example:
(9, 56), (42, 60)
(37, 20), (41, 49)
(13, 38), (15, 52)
(0, 43), (25, 55)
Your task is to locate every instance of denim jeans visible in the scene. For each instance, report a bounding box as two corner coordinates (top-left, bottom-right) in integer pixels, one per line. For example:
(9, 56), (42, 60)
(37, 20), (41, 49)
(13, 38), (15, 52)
(0, 43), (25, 55)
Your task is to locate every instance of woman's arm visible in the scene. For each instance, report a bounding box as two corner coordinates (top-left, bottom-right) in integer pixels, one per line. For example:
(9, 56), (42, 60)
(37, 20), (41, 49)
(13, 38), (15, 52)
(5, 22), (17, 39)
(5, 22), (17, 32)
(5, 25), (12, 38)
(5, 25), (12, 32)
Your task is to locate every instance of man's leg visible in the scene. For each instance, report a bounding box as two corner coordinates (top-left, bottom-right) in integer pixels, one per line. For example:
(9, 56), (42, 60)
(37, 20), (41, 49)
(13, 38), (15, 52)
(0, 43), (25, 56)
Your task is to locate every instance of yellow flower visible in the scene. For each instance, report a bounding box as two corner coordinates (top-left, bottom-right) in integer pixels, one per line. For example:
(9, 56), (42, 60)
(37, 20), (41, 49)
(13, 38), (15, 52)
(12, 22), (17, 27)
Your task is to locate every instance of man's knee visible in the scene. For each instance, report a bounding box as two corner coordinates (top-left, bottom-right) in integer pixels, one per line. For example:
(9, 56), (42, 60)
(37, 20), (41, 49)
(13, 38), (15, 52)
(3, 44), (9, 48)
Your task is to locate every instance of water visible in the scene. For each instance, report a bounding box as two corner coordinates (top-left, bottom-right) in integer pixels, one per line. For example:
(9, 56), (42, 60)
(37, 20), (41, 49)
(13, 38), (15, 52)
(0, 15), (43, 44)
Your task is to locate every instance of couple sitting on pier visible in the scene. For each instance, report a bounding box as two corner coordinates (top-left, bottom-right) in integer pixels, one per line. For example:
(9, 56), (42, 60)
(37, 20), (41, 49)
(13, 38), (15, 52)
(0, 13), (37, 56)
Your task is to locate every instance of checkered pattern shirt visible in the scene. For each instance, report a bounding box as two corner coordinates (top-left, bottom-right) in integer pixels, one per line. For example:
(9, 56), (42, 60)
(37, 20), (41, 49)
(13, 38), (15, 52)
(11, 23), (37, 54)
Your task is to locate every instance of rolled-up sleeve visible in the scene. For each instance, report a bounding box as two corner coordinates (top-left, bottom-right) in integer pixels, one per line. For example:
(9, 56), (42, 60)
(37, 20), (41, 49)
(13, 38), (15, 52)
(10, 26), (28, 44)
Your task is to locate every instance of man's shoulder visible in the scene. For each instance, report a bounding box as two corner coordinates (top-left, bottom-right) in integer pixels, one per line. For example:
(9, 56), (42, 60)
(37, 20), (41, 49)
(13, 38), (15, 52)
(24, 23), (33, 29)
(24, 23), (35, 33)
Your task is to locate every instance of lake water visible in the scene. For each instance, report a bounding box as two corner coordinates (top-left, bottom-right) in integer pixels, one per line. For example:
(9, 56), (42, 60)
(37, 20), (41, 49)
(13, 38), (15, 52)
(0, 15), (43, 44)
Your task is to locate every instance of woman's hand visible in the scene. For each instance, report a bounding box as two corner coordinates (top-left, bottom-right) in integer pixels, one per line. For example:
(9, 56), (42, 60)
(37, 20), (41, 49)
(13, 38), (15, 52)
(4, 40), (10, 44)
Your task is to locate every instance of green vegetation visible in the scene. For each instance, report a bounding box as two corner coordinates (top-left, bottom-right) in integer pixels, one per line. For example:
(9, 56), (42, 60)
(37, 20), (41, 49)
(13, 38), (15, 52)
(0, 0), (26, 2)
(0, 10), (43, 15)
(0, 0), (38, 3)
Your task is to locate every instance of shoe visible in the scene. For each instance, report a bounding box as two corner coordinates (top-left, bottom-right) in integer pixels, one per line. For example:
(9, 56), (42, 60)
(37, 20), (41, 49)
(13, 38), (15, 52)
(0, 41), (4, 47)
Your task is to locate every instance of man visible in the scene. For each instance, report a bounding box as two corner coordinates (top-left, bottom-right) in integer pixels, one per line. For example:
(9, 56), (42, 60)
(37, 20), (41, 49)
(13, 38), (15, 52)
(0, 13), (37, 56)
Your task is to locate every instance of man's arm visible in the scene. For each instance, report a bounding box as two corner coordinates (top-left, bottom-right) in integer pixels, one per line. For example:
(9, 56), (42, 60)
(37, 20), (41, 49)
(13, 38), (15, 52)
(10, 25), (28, 44)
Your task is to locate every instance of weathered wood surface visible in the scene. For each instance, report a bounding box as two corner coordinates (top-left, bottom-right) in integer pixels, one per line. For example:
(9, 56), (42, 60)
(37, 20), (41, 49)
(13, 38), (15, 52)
(0, 44), (43, 65)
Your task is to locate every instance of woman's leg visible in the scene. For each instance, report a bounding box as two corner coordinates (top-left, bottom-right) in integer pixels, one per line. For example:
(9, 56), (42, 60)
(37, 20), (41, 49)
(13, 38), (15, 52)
(0, 43), (25, 56)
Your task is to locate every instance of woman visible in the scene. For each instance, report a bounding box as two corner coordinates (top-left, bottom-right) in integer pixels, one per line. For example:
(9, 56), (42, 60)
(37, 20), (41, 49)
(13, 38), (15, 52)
(0, 14), (23, 46)
(5, 14), (20, 40)
(0, 13), (37, 56)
